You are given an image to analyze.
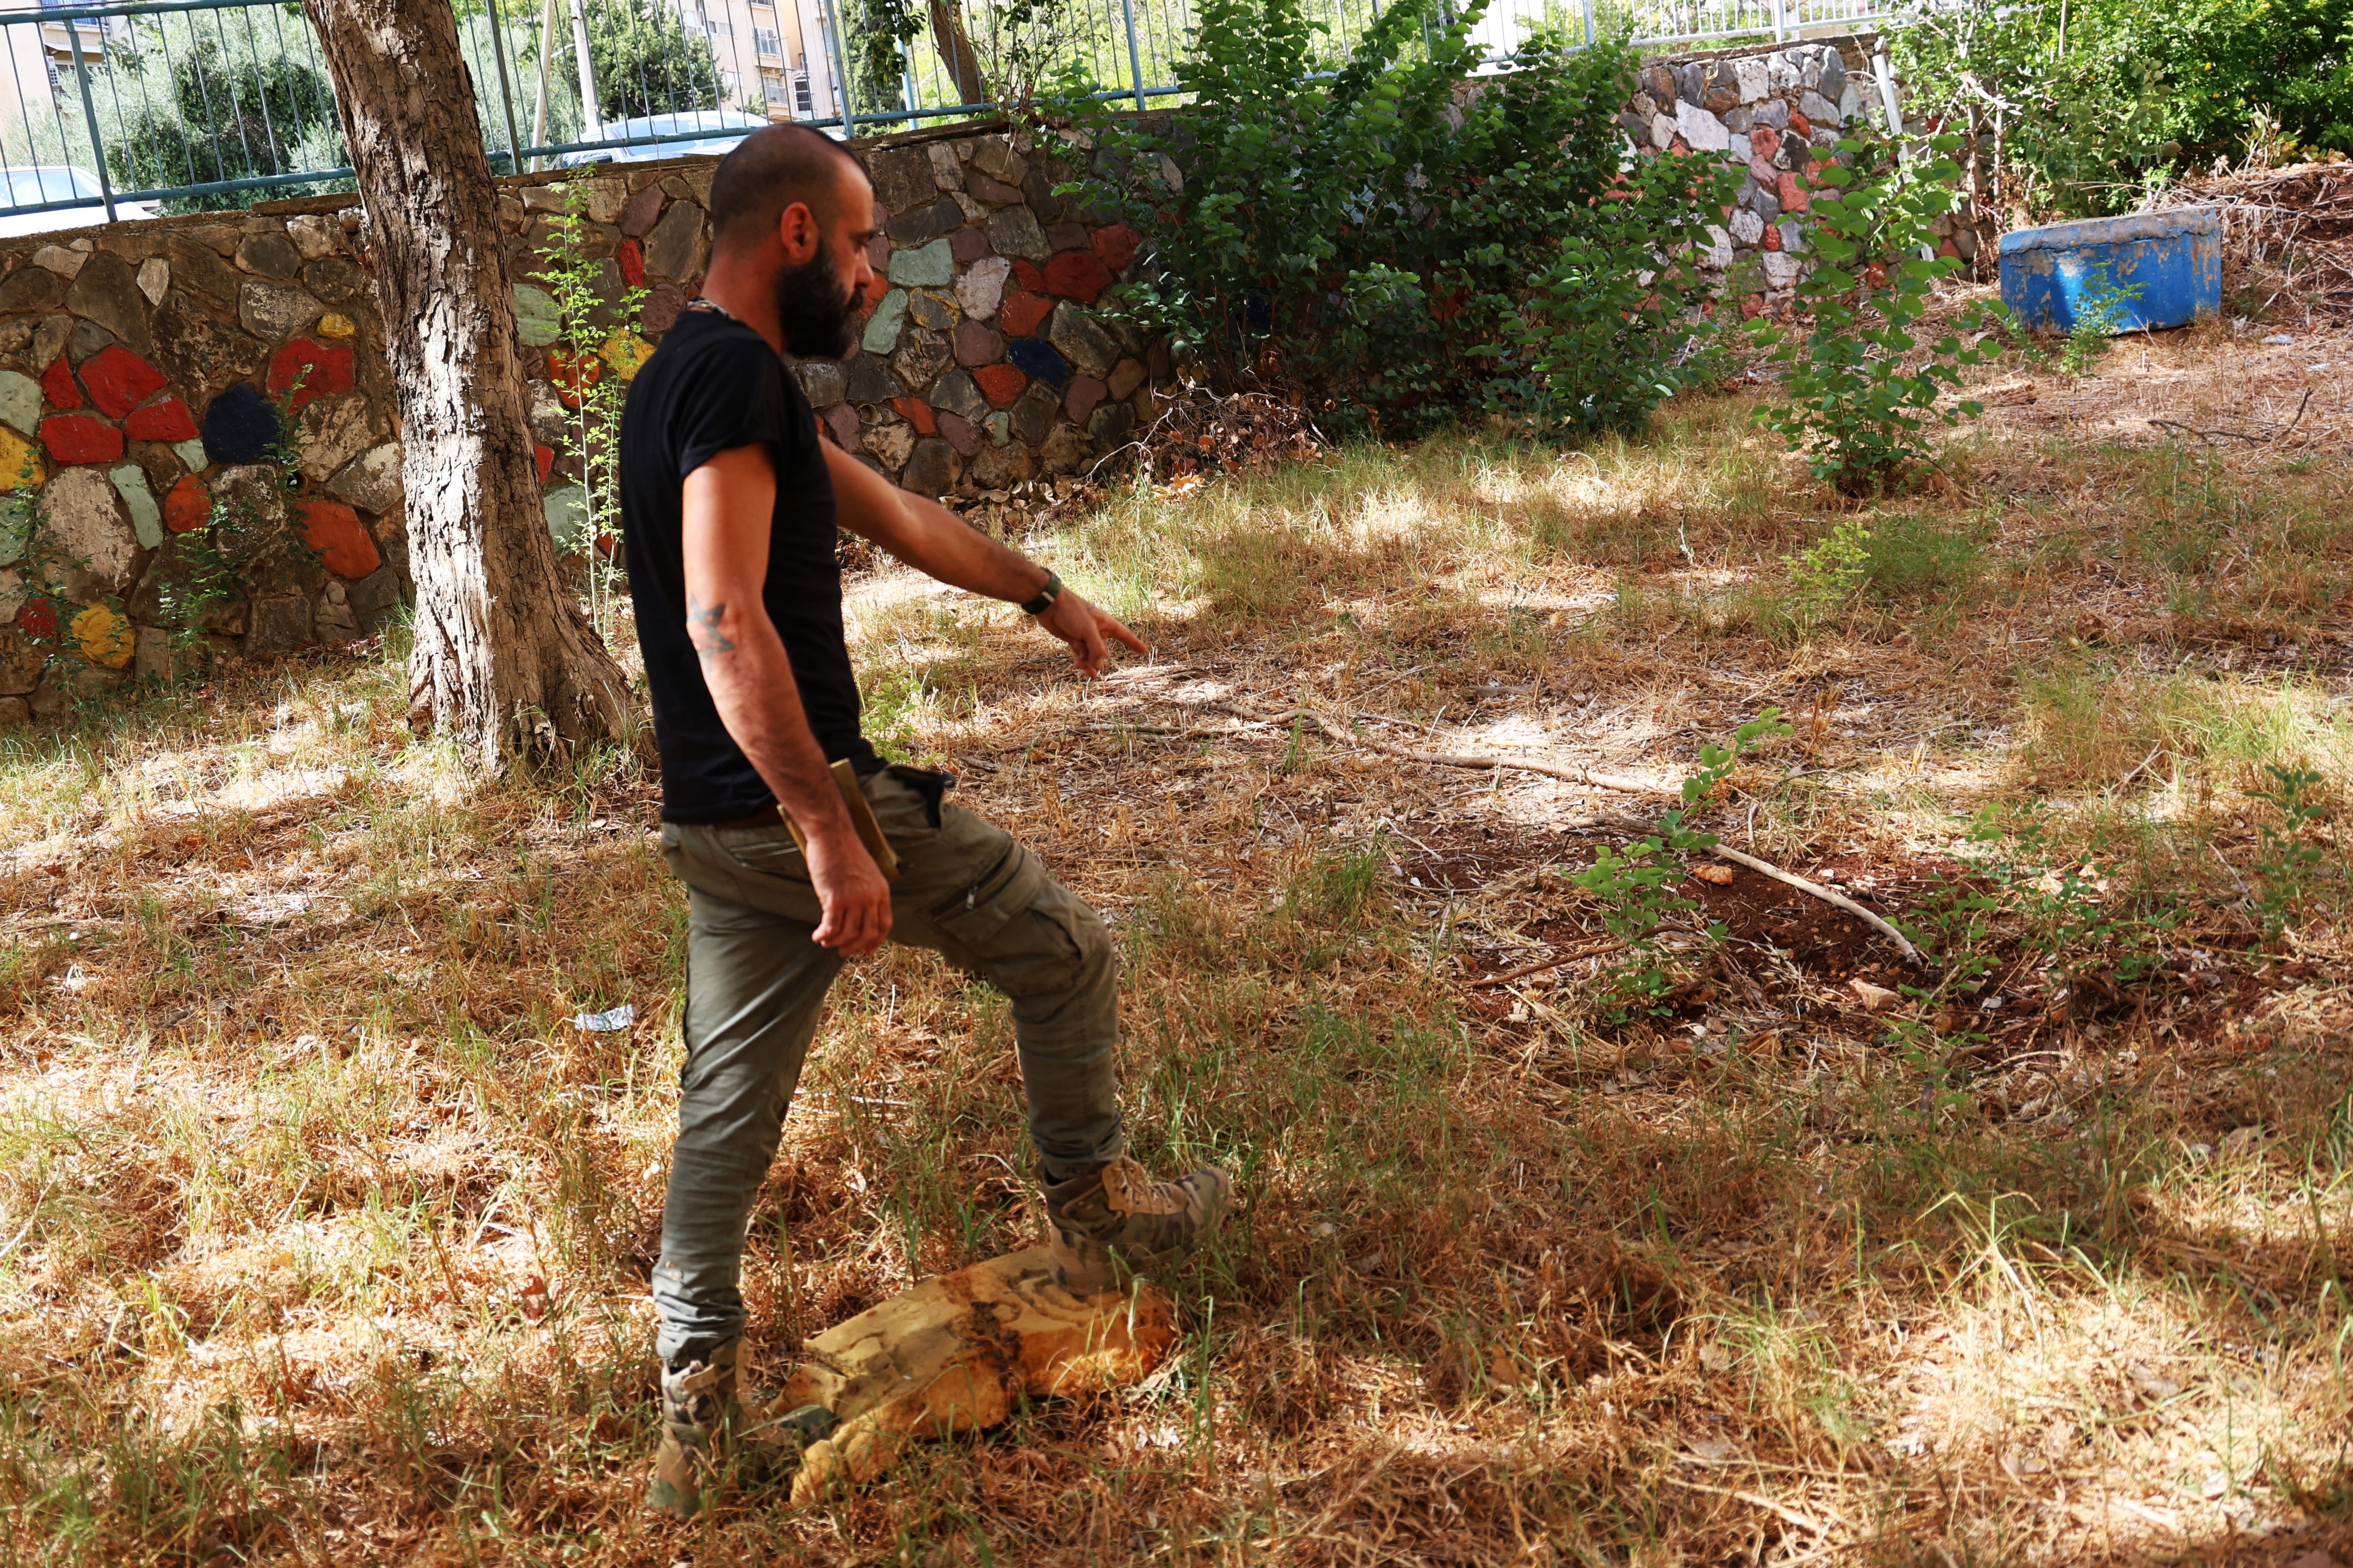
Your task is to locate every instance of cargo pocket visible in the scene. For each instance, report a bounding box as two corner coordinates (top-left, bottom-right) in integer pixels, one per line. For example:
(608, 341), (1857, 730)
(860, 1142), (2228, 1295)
(930, 845), (1084, 998)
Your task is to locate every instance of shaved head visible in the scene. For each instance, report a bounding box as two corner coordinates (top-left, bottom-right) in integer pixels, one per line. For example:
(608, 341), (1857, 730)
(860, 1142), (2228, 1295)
(709, 123), (867, 254)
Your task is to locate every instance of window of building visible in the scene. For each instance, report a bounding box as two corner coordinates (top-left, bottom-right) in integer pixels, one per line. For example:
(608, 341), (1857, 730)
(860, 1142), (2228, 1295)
(754, 27), (781, 56)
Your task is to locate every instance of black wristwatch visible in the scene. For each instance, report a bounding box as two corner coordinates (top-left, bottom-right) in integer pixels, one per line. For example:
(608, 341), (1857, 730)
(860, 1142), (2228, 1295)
(1020, 570), (1062, 616)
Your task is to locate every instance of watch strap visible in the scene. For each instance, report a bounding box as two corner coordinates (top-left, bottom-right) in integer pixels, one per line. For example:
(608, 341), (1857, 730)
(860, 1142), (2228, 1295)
(1020, 570), (1062, 616)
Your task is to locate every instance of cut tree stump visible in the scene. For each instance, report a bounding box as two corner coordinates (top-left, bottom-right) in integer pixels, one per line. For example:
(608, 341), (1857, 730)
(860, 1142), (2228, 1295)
(776, 1246), (1176, 1507)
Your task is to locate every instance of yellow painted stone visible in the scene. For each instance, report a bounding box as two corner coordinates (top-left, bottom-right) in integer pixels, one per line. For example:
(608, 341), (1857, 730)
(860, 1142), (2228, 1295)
(317, 312), (358, 340)
(0, 427), (44, 490)
(599, 331), (653, 380)
(70, 602), (133, 668)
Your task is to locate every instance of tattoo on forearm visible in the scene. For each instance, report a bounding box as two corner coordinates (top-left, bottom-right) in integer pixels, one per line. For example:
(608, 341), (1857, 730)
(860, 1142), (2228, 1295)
(686, 593), (734, 659)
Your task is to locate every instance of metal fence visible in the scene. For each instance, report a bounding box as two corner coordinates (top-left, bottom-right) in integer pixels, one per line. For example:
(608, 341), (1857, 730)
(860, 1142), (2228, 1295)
(0, 0), (1894, 227)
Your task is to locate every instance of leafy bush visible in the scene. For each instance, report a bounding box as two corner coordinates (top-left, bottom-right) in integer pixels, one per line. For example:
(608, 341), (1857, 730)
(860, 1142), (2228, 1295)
(1889, 0), (2353, 222)
(1750, 135), (2000, 492)
(107, 32), (343, 212)
(1064, 0), (1722, 437)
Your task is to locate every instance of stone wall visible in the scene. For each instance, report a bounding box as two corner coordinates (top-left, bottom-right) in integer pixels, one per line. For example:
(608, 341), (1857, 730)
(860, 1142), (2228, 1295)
(0, 118), (1162, 724)
(1627, 37), (1984, 310)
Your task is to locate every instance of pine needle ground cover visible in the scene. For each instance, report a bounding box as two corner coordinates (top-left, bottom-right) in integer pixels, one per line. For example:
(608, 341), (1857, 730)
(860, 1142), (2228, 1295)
(1, 326), (2348, 1565)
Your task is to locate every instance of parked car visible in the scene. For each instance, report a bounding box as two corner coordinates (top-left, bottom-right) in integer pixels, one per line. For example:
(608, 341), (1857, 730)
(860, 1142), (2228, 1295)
(0, 166), (162, 237)
(553, 109), (828, 168)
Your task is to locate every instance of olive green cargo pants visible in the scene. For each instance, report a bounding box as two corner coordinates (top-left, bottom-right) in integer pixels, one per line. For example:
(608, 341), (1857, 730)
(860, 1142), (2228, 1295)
(650, 765), (1124, 1361)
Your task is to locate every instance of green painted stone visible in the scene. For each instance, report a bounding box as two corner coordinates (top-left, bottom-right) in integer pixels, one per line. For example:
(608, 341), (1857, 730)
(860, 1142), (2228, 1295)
(0, 498), (29, 566)
(0, 370), (38, 437)
(172, 438), (208, 473)
(544, 484), (587, 551)
(862, 289), (908, 356)
(514, 284), (561, 347)
(110, 463), (164, 549)
(887, 239), (954, 289)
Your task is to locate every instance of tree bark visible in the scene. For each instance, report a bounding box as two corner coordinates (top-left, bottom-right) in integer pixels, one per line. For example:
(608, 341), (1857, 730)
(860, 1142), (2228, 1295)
(303, 0), (632, 773)
(928, 0), (988, 108)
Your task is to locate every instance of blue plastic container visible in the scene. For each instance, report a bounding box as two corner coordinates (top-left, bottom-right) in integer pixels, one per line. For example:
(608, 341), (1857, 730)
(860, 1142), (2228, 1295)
(1998, 207), (2222, 333)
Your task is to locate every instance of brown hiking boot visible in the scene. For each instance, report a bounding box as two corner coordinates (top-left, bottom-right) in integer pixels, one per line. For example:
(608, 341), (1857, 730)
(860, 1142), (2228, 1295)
(649, 1337), (738, 1519)
(649, 1338), (838, 1519)
(1042, 1155), (1232, 1295)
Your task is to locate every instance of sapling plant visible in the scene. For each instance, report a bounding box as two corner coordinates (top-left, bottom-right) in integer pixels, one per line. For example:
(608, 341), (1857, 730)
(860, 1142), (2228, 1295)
(540, 175), (648, 638)
(1751, 133), (2003, 492)
(1571, 710), (1794, 1021)
(2058, 262), (2145, 377)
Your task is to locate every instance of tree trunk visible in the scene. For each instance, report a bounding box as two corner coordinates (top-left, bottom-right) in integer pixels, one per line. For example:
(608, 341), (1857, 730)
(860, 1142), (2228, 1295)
(303, 0), (631, 773)
(928, 0), (988, 108)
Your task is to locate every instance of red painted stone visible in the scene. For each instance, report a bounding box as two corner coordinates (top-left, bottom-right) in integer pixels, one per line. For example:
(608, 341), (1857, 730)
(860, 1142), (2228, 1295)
(1776, 170), (1810, 214)
(1091, 223), (1139, 273)
(1011, 260), (1047, 294)
(40, 414), (122, 465)
(891, 396), (936, 435)
(1043, 249), (1113, 304)
(125, 397), (198, 443)
(1739, 293), (1765, 319)
(268, 338), (358, 410)
(16, 598), (56, 638)
(1864, 261), (1890, 289)
(296, 497), (381, 580)
(972, 363), (1027, 408)
(40, 356), (79, 410)
(1761, 225), (1782, 252)
(81, 345), (170, 420)
(1938, 239), (1961, 260)
(618, 238), (645, 288)
(164, 474), (210, 533)
(1789, 110), (1812, 138)
(535, 444), (554, 483)
(998, 289), (1053, 338)
(1747, 125), (1781, 163)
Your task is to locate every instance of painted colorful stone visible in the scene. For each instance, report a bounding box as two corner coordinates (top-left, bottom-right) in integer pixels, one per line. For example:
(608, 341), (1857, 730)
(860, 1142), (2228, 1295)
(998, 290), (1053, 338)
(547, 352), (603, 408)
(70, 602), (132, 668)
(317, 312), (358, 340)
(0, 427), (44, 490)
(110, 463), (164, 549)
(16, 597), (57, 638)
(972, 364), (1027, 408)
(0, 370), (38, 436)
(164, 474), (210, 534)
(513, 284), (561, 347)
(1043, 249), (1113, 304)
(599, 331), (652, 380)
(268, 338), (357, 410)
(296, 497), (382, 580)
(618, 239), (645, 288)
(124, 397), (199, 443)
(1091, 223), (1139, 273)
(534, 444), (554, 484)
(41, 414), (124, 465)
(40, 356), (79, 410)
(81, 345), (170, 420)
(202, 384), (280, 465)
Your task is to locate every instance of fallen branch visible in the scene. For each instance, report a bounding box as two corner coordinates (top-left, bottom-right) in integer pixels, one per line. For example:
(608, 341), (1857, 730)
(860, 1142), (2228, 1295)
(1467, 940), (1631, 989)
(1293, 709), (1677, 796)
(1709, 846), (1922, 964)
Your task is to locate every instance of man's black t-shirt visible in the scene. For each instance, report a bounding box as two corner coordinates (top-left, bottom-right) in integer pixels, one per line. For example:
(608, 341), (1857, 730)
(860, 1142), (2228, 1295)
(619, 308), (879, 823)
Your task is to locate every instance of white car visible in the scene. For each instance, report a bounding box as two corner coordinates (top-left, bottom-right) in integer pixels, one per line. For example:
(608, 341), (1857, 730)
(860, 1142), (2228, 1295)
(0, 166), (162, 238)
(553, 108), (836, 168)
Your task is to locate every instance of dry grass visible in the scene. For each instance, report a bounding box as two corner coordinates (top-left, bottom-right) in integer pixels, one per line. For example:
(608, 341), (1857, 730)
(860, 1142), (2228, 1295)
(2, 327), (2350, 1566)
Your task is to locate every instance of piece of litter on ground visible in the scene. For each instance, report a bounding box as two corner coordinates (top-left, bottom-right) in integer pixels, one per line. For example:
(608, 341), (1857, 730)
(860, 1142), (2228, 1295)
(2262, 333), (2295, 344)
(574, 1003), (636, 1032)
(2308, 362), (2332, 372)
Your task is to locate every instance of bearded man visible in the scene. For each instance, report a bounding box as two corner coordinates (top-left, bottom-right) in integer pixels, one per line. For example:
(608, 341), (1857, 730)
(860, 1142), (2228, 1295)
(617, 124), (1230, 1517)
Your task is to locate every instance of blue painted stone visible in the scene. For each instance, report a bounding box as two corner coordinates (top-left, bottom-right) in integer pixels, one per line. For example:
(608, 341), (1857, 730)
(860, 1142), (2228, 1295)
(201, 382), (282, 465)
(1005, 335), (1068, 387)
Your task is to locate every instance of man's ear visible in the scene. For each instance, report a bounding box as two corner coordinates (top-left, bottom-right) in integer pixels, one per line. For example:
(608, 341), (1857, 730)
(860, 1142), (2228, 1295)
(776, 200), (821, 264)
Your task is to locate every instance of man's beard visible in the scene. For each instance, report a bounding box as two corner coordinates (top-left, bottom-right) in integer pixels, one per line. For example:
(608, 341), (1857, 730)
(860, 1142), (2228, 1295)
(775, 236), (861, 360)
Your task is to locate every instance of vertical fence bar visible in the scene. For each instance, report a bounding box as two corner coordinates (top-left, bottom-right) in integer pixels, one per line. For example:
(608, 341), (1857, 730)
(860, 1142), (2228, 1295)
(484, 0), (527, 173)
(822, 0), (856, 135)
(68, 20), (117, 221)
(1580, 0), (1594, 48)
(1120, 0), (1146, 109)
(566, 0), (602, 135)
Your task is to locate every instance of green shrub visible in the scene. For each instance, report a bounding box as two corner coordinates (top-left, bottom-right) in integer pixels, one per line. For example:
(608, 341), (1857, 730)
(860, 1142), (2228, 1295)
(1063, 0), (1720, 437)
(1749, 135), (2000, 492)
